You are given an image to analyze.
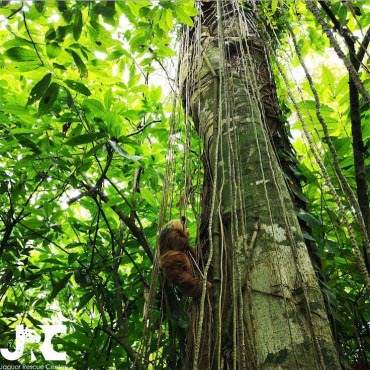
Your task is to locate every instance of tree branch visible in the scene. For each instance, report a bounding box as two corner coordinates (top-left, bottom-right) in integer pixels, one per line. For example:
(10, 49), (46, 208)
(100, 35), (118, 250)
(318, 1), (341, 31)
(318, 0), (370, 264)
(305, 0), (370, 113)
(112, 207), (154, 262)
(1, 4), (23, 21)
(77, 182), (154, 263)
(0, 173), (48, 258)
(68, 145), (113, 205)
(356, 27), (370, 71)
(318, 1), (369, 73)
(347, 39), (370, 262)
(126, 120), (161, 138)
(102, 326), (145, 370)
(92, 282), (145, 370)
(22, 11), (44, 66)
(91, 196), (150, 285)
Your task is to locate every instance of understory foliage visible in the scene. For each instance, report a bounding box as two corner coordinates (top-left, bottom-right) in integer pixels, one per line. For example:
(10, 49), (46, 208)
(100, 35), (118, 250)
(0, 0), (368, 368)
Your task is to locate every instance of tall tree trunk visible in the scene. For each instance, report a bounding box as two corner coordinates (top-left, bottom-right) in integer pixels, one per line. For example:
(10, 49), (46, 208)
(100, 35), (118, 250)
(180, 2), (340, 369)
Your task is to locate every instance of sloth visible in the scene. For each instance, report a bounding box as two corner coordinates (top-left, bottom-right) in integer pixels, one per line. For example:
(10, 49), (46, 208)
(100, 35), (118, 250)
(158, 218), (211, 298)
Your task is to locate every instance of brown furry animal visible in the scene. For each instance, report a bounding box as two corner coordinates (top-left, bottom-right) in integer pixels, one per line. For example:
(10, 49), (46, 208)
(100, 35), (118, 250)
(158, 219), (211, 298)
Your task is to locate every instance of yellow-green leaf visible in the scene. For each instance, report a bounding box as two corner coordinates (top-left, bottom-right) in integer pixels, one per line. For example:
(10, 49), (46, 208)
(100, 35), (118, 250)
(141, 188), (157, 206)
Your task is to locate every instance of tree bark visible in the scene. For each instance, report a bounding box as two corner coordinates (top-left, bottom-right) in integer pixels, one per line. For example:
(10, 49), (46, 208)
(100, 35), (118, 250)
(180, 2), (340, 369)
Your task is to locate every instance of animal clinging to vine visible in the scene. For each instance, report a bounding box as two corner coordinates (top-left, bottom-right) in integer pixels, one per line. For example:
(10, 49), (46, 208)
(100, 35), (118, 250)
(158, 217), (211, 298)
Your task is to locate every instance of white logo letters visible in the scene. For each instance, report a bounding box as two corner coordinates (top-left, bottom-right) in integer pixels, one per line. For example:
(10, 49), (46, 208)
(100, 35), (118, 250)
(0, 324), (66, 361)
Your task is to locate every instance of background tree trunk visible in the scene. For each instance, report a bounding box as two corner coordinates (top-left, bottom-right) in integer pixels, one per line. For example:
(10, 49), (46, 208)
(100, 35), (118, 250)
(180, 2), (340, 369)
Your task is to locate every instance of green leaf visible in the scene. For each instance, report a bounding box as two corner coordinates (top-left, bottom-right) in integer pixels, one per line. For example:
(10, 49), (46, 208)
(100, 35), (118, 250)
(65, 132), (105, 146)
(68, 253), (79, 265)
(175, 7), (194, 26)
(122, 110), (140, 121)
(45, 28), (56, 41)
(46, 42), (62, 59)
(130, 33), (147, 50)
(156, 45), (175, 57)
(83, 99), (106, 118)
(38, 82), (59, 116)
(64, 80), (91, 96)
(149, 86), (162, 102)
(56, 25), (68, 43)
(88, 21), (113, 48)
(34, 0), (45, 13)
(53, 63), (67, 70)
(106, 48), (129, 61)
(271, 0), (278, 14)
(302, 232), (316, 242)
(93, 4), (116, 18)
(127, 0), (152, 17)
(77, 292), (94, 311)
(73, 9), (83, 41)
(1, 104), (29, 115)
(128, 71), (141, 88)
(292, 189), (310, 203)
(165, 9), (174, 29)
(86, 142), (105, 157)
(297, 209), (322, 228)
(68, 49), (87, 78)
(27, 314), (43, 327)
(13, 135), (41, 153)
(158, 9), (173, 32)
(5, 47), (38, 62)
(141, 188), (157, 206)
(57, 1), (68, 13)
(335, 76), (348, 97)
(104, 89), (113, 110)
(322, 65), (335, 96)
(49, 273), (73, 301)
(177, 2), (198, 17)
(42, 258), (65, 265)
